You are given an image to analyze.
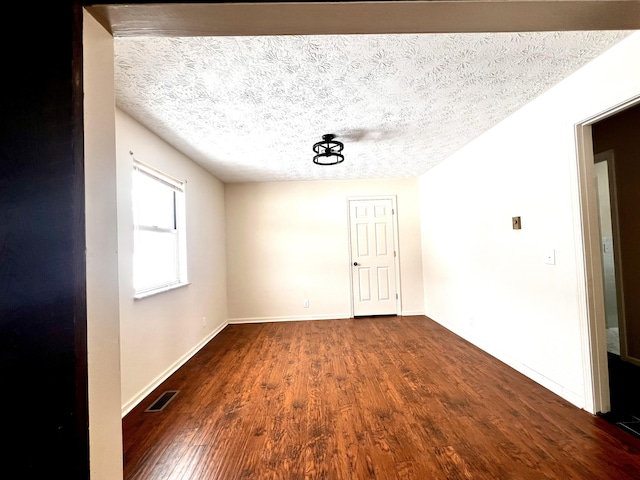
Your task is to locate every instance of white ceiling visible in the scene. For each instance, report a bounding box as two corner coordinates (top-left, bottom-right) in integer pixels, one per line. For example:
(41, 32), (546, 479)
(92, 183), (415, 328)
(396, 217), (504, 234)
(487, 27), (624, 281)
(114, 31), (631, 183)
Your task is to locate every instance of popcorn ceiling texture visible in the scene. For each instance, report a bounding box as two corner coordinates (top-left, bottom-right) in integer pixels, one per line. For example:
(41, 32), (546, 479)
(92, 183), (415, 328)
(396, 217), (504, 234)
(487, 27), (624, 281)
(114, 32), (630, 183)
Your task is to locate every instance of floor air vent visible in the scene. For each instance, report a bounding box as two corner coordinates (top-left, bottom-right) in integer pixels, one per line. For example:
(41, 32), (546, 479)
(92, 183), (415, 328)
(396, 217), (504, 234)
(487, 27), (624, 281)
(145, 390), (179, 412)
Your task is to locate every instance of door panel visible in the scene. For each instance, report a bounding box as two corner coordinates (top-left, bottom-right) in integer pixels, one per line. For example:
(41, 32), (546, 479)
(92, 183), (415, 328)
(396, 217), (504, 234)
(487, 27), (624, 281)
(349, 198), (398, 316)
(359, 268), (372, 302)
(375, 223), (388, 255)
(377, 267), (391, 300)
(357, 223), (369, 256)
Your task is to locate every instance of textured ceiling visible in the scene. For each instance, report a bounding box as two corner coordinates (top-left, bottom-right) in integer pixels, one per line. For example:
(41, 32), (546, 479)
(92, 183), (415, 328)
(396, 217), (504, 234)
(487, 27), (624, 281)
(114, 31), (631, 183)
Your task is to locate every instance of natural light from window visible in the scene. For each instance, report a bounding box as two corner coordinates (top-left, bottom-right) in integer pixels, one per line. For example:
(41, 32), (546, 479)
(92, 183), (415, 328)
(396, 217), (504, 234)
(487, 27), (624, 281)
(132, 161), (187, 298)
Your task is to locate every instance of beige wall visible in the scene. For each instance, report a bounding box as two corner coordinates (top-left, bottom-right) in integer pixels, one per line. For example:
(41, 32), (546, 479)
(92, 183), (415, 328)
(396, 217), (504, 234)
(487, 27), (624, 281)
(116, 109), (228, 414)
(225, 178), (424, 322)
(84, 11), (123, 480)
(418, 32), (640, 411)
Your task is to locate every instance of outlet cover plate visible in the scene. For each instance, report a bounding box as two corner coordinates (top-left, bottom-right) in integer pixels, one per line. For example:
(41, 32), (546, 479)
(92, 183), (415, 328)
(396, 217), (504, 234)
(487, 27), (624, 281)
(512, 216), (521, 230)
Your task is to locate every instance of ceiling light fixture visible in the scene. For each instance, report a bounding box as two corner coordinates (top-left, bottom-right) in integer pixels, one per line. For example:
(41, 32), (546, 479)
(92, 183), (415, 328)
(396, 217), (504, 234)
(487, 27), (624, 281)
(313, 134), (344, 165)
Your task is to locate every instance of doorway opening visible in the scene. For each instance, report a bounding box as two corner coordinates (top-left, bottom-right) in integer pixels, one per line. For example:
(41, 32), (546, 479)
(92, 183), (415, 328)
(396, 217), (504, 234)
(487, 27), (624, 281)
(591, 104), (640, 438)
(577, 99), (640, 438)
(592, 152), (620, 359)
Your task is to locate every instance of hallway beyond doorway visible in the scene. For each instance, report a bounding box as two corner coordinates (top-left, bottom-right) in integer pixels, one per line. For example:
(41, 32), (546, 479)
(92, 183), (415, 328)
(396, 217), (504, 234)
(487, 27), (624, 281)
(602, 352), (640, 439)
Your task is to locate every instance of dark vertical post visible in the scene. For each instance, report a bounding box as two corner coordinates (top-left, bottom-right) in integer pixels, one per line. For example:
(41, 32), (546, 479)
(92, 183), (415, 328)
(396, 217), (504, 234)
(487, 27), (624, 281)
(0, 1), (89, 477)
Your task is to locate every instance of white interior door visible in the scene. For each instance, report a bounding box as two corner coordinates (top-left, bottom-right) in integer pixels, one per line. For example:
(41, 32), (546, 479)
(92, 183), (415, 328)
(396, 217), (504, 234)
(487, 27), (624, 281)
(349, 198), (398, 317)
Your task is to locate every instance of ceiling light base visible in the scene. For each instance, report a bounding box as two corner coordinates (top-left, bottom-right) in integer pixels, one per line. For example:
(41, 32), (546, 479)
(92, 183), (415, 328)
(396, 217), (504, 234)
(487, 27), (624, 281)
(313, 133), (344, 165)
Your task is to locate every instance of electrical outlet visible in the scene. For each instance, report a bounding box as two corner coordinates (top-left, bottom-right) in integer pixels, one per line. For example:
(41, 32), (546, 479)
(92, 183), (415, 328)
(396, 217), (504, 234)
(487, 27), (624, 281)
(303, 299), (309, 308)
(202, 317), (207, 328)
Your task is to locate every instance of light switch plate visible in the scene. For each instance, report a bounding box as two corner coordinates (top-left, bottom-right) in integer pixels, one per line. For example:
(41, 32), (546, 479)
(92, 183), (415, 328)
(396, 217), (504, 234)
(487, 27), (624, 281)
(545, 249), (556, 265)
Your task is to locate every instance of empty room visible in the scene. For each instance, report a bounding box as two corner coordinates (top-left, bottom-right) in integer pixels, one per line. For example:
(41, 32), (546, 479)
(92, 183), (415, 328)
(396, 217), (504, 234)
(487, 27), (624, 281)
(78, 2), (640, 479)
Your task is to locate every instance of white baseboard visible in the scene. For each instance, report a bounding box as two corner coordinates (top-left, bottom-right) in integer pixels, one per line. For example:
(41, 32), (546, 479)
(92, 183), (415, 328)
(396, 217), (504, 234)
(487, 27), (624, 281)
(430, 317), (586, 410)
(121, 320), (229, 417)
(229, 313), (351, 324)
(230, 311), (425, 324)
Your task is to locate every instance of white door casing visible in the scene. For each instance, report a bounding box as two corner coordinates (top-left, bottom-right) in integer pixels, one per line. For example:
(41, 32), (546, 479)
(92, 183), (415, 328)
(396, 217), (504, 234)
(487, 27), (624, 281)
(348, 197), (400, 317)
(574, 95), (640, 414)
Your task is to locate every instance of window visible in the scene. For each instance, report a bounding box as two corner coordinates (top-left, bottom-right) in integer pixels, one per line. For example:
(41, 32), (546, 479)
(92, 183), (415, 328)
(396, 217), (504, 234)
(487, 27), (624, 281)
(132, 160), (187, 298)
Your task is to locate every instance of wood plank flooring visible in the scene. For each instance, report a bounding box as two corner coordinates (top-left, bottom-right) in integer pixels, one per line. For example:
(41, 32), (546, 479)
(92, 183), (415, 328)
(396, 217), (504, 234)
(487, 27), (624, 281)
(123, 316), (640, 479)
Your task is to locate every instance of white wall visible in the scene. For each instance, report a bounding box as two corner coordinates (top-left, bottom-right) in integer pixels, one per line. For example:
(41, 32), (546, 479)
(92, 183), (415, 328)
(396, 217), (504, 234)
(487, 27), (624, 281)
(226, 178), (424, 322)
(116, 109), (228, 414)
(83, 11), (123, 480)
(418, 32), (640, 410)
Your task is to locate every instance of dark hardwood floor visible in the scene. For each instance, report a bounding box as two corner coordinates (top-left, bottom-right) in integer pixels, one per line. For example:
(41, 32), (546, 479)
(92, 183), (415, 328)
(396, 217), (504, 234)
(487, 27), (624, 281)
(123, 316), (640, 479)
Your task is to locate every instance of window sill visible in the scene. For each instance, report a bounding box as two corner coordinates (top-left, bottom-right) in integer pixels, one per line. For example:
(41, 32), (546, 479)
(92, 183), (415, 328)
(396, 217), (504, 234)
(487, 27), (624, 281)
(134, 282), (191, 300)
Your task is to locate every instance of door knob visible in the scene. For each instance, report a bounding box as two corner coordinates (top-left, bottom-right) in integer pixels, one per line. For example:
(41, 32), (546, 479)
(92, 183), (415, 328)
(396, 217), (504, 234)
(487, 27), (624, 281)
(353, 262), (359, 266)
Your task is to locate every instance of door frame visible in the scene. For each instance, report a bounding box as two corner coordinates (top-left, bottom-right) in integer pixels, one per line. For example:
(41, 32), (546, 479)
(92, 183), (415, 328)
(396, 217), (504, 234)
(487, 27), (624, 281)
(594, 149), (631, 364)
(347, 195), (402, 318)
(575, 94), (640, 414)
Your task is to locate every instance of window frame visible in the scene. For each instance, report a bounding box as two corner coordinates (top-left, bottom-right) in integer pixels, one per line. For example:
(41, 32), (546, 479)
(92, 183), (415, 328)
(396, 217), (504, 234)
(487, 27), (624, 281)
(132, 159), (188, 299)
